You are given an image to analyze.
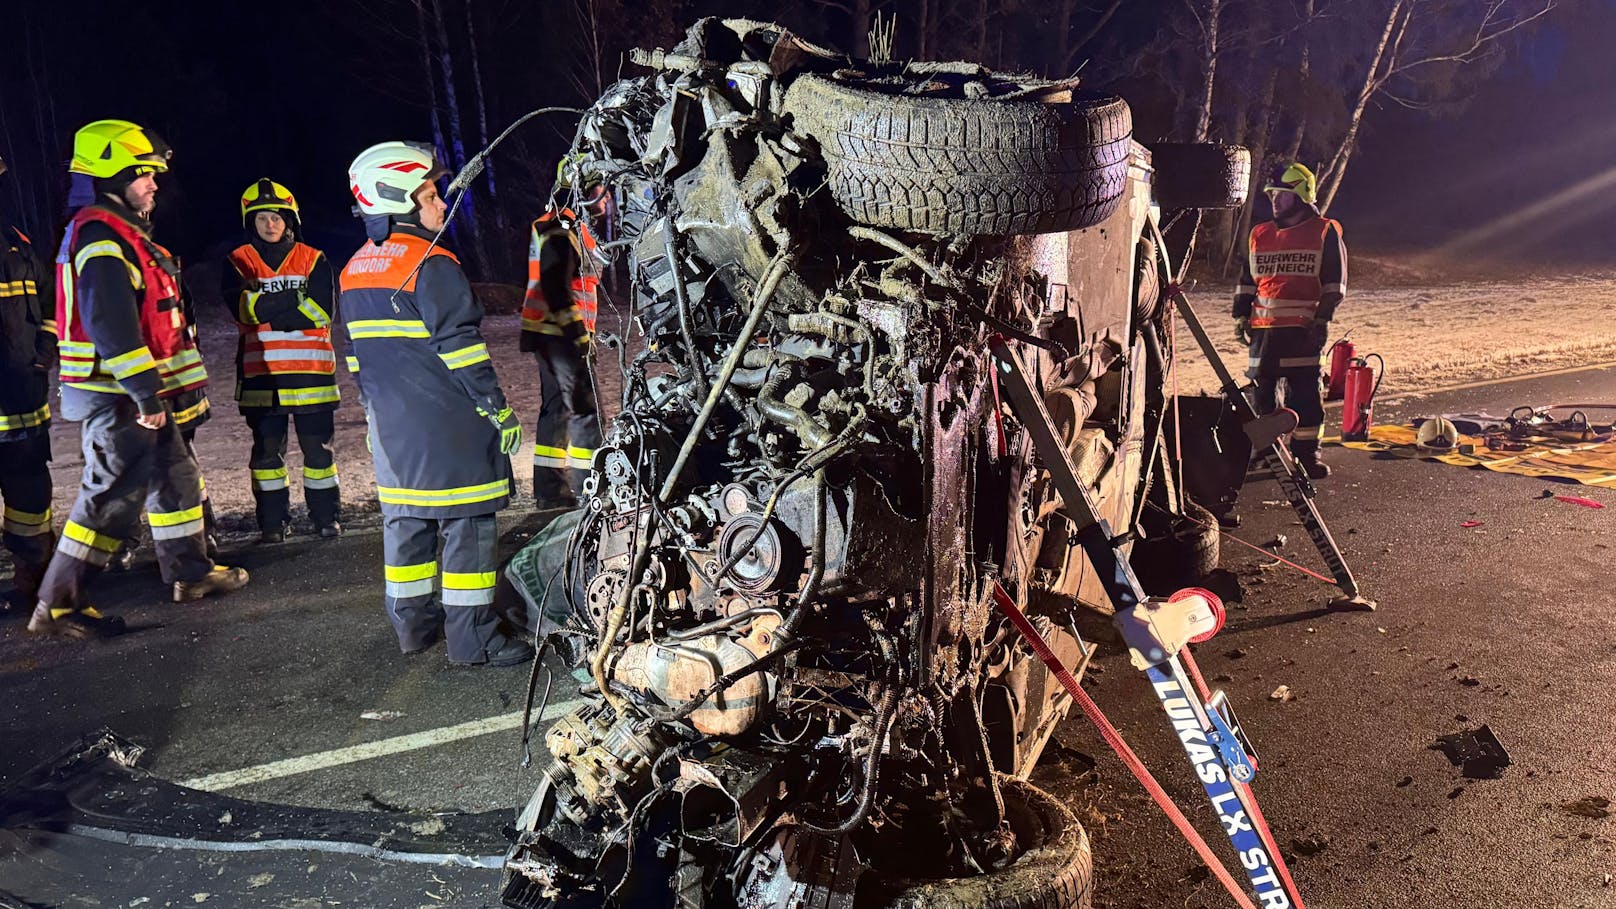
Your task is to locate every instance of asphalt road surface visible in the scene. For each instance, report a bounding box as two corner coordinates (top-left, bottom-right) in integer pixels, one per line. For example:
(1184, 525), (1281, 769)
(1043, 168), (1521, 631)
(5, 366), (1616, 909)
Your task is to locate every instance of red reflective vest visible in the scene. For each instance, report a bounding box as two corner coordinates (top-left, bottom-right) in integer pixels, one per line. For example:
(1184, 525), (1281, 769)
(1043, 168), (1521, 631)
(1246, 217), (1340, 329)
(55, 206), (207, 398)
(522, 209), (599, 334)
(227, 243), (336, 376)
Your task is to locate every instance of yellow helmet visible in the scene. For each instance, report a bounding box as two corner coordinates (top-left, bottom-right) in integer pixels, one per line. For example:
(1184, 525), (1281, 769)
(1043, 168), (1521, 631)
(70, 120), (171, 179)
(1263, 162), (1317, 205)
(241, 178), (300, 226)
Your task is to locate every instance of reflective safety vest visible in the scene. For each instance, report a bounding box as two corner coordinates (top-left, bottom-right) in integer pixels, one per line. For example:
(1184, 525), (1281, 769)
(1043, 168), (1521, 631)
(227, 243), (336, 376)
(339, 231), (513, 519)
(522, 208), (599, 335)
(1246, 217), (1341, 329)
(55, 206), (207, 398)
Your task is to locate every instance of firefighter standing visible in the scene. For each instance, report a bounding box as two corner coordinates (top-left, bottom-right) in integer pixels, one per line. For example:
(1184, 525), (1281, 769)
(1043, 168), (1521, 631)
(521, 180), (603, 510)
(1233, 162), (1347, 480)
(341, 141), (531, 667)
(225, 179), (342, 542)
(30, 120), (248, 639)
(0, 155), (57, 612)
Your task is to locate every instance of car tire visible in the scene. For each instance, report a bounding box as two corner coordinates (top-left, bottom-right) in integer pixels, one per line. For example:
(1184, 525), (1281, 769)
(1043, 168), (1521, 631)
(1148, 142), (1251, 210)
(869, 775), (1093, 909)
(783, 72), (1133, 237)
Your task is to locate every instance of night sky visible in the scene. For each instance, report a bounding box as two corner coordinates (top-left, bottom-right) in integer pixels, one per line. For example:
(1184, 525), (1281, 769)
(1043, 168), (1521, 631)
(1, 0), (1608, 279)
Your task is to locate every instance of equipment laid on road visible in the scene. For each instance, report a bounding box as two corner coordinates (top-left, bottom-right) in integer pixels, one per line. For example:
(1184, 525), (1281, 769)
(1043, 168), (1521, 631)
(1324, 334), (1354, 401)
(1165, 280), (1375, 610)
(1415, 416), (1459, 453)
(1340, 352), (1383, 442)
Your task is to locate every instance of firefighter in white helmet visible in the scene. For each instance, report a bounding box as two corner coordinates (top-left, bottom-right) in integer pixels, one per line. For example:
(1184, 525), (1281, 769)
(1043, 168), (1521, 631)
(340, 141), (530, 667)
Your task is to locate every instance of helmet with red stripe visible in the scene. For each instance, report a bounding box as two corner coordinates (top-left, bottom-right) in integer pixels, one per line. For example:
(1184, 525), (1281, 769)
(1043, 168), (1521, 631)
(347, 141), (449, 217)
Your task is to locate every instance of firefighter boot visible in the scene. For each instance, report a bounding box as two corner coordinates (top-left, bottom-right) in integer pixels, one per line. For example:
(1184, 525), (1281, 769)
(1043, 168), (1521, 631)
(173, 566), (251, 603)
(6, 555), (47, 615)
(27, 602), (127, 639)
(1293, 439), (1332, 480)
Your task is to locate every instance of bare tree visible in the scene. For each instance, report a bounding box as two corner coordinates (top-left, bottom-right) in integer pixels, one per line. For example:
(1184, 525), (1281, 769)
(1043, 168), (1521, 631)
(1317, 0), (1554, 212)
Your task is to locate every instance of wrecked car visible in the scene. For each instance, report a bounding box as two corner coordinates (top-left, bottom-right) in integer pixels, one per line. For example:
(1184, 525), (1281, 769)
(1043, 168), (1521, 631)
(502, 18), (1249, 908)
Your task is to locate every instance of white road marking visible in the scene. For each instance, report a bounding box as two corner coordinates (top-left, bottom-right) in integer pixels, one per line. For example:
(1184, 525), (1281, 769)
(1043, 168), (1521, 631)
(180, 697), (580, 792)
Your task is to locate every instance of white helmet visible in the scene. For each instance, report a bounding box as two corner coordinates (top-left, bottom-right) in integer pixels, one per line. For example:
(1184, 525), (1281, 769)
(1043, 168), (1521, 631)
(1416, 416), (1460, 453)
(347, 141), (449, 216)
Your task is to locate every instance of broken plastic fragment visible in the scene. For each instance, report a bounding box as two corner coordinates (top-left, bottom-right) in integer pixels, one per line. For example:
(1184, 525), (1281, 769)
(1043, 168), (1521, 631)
(1554, 495), (1604, 509)
(1268, 685), (1293, 701)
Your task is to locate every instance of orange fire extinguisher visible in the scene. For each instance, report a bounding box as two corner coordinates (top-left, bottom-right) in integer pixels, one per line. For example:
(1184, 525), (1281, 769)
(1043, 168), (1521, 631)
(1340, 353), (1384, 442)
(1324, 334), (1355, 402)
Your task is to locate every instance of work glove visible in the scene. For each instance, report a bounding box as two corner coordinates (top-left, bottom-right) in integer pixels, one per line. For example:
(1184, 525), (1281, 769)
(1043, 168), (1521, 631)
(1308, 319), (1329, 346)
(489, 406), (523, 455)
(1235, 318), (1253, 346)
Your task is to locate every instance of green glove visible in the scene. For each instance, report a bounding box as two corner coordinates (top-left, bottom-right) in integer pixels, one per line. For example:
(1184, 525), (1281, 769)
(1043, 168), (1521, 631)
(1235, 318), (1253, 346)
(490, 406), (523, 455)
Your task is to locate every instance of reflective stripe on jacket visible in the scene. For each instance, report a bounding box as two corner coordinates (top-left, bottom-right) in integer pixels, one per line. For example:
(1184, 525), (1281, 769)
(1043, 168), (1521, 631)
(54, 204), (207, 400)
(339, 230), (511, 519)
(228, 243), (336, 376)
(521, 209), (598, 336)
(0, 225), (53, 441)
(1244, 217), (1341, 329)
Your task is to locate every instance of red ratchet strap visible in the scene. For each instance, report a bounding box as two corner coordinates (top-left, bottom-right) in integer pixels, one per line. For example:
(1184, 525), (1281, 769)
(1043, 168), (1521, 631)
(1181, 647), (1308, 909)
(1169, 503), (1339, 587)
(988, 355), (1009, 458)
(989, 583), (1258, 909)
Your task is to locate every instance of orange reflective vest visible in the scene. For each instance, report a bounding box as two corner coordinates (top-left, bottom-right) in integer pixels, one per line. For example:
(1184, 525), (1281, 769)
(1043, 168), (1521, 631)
(55, 206), (208, 398)
(522, 209), (598, 334)
(227, 243), (336, 376)
(1246, 217), (1341, 329)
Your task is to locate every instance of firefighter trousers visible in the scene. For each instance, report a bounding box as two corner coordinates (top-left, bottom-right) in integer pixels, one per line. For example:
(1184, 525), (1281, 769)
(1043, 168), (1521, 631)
(382, 512), (504, 662)
(1, 433), (54, 600)
(531, 340), (600, 504)
(1253, 368), (1326, 452)
(246, 409), (340, 532)
(37, 395), (212, 611)
(180, 427), (220, 556)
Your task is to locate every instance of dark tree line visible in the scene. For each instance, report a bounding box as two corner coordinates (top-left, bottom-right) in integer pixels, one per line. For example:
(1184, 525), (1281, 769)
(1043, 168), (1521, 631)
(0, 0), (1553, 282)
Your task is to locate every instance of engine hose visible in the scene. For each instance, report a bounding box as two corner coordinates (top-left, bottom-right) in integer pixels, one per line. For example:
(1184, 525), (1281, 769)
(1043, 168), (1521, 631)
(757, 359), (834, 449)
(848, 226), (955, 288)
(663, 217), (710, 402)
(795, 684), (899, 836)
(795, 469), (827, 604)
(596, 251), (793, 713)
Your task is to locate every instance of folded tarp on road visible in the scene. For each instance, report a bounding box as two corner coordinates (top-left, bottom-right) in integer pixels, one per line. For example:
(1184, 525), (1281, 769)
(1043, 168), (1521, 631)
(1336, 424), (1616, 487)
(0, 730), (510, 908)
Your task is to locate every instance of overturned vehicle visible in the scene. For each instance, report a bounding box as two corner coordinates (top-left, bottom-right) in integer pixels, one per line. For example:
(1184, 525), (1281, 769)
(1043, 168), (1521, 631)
(503, 18), (1250, 908)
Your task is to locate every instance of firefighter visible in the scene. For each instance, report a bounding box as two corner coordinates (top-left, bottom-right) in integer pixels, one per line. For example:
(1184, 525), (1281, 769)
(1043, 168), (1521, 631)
(225, 179), (342, 542)
(341, 140), (531, 667)
(0, 155), (57, 612)
(521, 168), (603, 510)
(1233, 162), (1347, 480)
(29, 120), (249, 640)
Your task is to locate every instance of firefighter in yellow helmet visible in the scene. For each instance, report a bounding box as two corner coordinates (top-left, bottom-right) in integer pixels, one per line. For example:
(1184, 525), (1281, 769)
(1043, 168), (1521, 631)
(30, 120), (248, 639)
(1232, 162), (1347, 480)
(224, 178), (342, 542)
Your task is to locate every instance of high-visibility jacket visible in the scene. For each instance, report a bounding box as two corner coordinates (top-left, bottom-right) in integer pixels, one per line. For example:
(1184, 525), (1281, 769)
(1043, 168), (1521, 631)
(54, 203), (207, 404)
(1240, 216), (1343, 329)
(521, 208), (598, 343)
(227, 241), (339, 412)
(0, 224), (55, 441)
(339, 227), (512, 519)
